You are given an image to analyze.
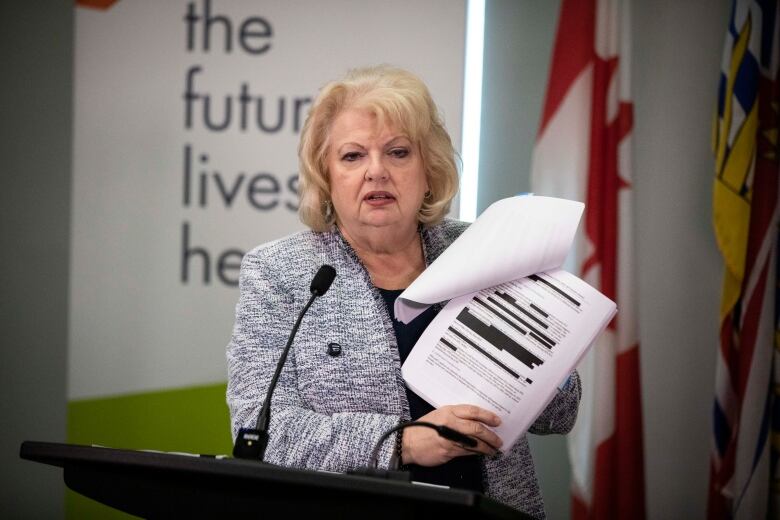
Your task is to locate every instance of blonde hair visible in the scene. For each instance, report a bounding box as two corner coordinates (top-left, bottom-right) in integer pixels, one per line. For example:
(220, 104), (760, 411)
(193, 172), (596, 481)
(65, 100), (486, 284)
(298, 65), (460, 231)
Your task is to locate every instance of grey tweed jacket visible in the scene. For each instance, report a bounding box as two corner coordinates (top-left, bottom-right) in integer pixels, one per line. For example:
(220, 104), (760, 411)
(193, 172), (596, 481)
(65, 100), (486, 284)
(226, 218), (581, 519)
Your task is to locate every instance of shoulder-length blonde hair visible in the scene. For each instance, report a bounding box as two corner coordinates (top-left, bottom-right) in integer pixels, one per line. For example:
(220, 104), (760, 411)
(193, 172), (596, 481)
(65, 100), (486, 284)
(298, 65), (460, 231)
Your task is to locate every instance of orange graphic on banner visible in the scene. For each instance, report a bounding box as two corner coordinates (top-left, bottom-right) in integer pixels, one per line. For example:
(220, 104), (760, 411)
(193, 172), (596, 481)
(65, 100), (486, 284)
(76, 0), (119, 10)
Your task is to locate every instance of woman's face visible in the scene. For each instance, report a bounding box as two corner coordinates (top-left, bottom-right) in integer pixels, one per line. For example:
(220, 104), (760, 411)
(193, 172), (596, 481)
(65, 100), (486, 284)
(327, 107), (428, 237)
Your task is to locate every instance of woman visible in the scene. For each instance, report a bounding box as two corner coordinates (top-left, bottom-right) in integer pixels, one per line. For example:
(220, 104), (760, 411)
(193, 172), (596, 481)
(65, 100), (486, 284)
(226, 65), (580, 519)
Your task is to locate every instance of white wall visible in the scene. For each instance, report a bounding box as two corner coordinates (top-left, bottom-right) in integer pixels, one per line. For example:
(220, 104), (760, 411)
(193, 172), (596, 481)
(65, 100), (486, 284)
(478, 1), (730, 519)
(633, 1), (729, 518)
(479, 0), (561, 208)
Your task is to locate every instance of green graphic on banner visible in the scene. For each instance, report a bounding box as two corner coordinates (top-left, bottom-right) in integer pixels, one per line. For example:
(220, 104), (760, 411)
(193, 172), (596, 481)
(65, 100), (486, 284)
(66, 382), (232, 519)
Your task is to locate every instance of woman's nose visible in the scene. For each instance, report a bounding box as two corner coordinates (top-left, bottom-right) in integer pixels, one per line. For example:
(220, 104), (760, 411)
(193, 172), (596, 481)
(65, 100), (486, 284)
(365, 154), (389, 181)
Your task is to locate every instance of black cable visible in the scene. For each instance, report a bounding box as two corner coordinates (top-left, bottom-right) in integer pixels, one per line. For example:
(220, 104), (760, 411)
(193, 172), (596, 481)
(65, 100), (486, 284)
(368, 421), (479, 469)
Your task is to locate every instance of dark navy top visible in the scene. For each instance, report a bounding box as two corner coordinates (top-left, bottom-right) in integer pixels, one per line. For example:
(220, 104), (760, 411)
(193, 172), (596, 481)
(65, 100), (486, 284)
(378, 288), (483, 493)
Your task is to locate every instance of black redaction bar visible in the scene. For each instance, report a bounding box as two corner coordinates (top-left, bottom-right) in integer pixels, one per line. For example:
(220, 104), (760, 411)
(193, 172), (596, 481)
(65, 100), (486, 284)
(528, 274), (581, 307)
(473, 298), (527, 335)
(530, 332), (554, 349)
(441, 338), (457, 351)
(530, 303), (549, 318)
(491, 294), (556, 349)
(456, 308), (543, 370)
(495, 291), (549, 329)
(448, 327), (520, 378)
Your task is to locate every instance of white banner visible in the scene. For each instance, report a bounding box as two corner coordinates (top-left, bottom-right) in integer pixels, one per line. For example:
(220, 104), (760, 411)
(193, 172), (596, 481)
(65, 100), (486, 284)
(69, 0), (466, 400)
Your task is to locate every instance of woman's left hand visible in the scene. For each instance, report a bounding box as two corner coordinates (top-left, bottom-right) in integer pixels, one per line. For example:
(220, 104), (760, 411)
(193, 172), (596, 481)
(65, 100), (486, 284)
(401, 404), (503, 466)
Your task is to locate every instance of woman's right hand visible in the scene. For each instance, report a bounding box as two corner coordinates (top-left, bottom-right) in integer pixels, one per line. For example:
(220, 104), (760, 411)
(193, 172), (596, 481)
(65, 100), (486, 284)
(401, 404), (503, 467)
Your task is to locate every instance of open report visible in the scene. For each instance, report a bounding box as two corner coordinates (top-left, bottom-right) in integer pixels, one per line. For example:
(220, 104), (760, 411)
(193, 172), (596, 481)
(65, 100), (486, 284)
(398, 196), (616, 449)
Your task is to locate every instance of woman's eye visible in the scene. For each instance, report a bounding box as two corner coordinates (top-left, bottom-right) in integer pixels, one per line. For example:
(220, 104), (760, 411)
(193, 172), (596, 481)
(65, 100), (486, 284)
(389, 148), (410, 158)
(342, 152), (362, 162)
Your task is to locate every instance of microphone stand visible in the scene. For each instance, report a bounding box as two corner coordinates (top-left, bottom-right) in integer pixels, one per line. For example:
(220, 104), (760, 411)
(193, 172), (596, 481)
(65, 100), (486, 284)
(233, 266), (335, 461)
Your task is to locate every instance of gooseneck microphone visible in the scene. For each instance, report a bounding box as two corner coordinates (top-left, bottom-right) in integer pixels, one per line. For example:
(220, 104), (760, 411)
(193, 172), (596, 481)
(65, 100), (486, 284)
(233, 265), (336, 461)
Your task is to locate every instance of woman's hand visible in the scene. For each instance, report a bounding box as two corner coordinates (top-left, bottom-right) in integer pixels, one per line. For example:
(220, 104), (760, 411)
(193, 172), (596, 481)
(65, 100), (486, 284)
(401, 404), (503, 467)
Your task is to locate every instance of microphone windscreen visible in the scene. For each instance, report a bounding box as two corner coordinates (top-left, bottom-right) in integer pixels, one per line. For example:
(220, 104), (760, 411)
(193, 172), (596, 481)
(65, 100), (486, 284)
(310, 265), (336, 296)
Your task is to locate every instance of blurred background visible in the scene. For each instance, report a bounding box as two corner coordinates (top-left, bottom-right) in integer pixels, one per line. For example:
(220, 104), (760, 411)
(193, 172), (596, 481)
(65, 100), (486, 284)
(0, 1), (731, 518)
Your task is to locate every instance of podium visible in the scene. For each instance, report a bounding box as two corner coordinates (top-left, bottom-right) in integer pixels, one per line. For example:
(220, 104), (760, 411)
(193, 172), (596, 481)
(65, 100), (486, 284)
(20, 441), (527, 519)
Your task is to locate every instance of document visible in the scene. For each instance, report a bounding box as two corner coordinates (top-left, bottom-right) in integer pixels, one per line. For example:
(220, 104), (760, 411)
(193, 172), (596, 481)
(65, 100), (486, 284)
(402, 269), (615, 449)
(399, 196), (616, 448)
(395, 195), (584, 323)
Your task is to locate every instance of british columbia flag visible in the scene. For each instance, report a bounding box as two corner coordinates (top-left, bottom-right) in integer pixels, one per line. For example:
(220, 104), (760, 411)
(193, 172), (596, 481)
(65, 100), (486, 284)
(709, 1), (780, 519)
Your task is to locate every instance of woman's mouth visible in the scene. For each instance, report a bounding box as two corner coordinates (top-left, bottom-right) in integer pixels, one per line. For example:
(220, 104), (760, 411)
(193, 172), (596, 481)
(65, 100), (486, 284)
(364, 191), (396, 205)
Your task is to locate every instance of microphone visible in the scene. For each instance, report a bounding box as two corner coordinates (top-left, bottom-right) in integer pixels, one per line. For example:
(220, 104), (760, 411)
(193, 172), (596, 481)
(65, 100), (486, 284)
(233, 265), (337, 461)
(310, 264), (336, 295)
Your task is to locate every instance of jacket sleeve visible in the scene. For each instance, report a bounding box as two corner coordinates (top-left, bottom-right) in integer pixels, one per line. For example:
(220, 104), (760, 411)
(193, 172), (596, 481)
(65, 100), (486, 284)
(226, 250), (399, 472)
(528, 370), (581, 435)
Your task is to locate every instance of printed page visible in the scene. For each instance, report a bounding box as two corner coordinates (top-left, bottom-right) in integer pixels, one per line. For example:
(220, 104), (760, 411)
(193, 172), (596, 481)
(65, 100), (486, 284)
(402, 268), (616, 449)
(395, 196), (584, 323)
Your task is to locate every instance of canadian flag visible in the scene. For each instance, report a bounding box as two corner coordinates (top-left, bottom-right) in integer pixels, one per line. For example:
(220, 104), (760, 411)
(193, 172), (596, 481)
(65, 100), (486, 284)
(530, 1), (645, 519)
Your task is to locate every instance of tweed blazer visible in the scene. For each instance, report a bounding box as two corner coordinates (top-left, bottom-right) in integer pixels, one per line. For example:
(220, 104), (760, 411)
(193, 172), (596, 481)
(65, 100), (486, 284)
(226, 218), (581, 519)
